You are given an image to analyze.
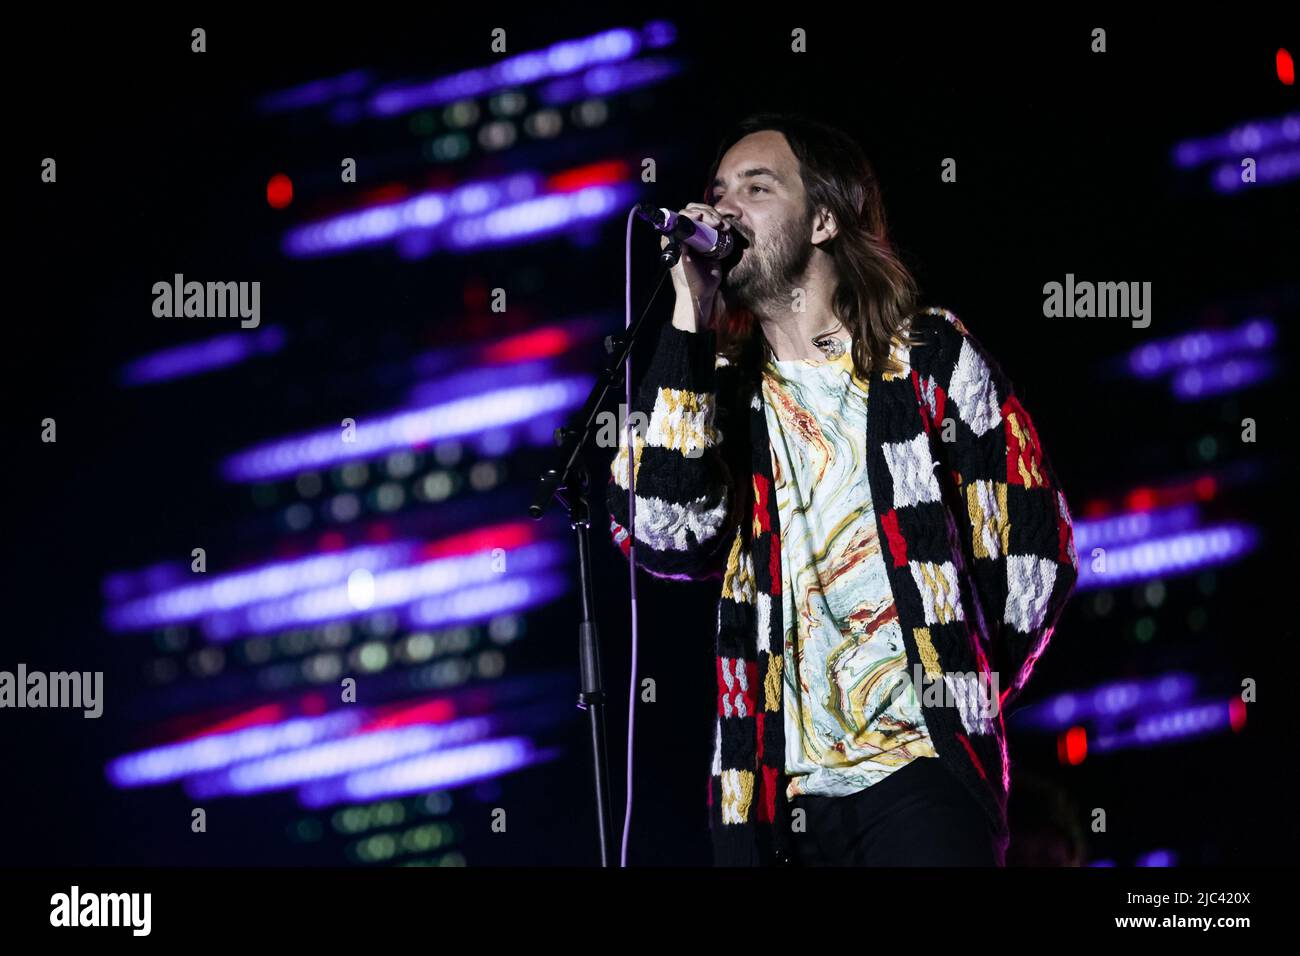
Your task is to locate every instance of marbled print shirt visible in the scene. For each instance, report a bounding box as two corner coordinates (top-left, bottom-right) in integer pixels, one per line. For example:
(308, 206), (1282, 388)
(762, 349), (938, 800)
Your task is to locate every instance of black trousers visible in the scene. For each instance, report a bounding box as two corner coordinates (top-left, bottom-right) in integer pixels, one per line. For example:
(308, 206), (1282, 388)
(787, 756), (1002, 866)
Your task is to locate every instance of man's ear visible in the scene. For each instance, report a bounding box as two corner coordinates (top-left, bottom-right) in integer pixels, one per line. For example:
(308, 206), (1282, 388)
(811, 206), (838, 245)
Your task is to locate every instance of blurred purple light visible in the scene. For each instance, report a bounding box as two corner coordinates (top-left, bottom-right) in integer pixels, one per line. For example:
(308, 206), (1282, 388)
(1014, 673), (1198, 731)
(257, 69), (374, 113)
(185, 717), (496, 797)
(220, 375), (592, 481)
(199, 545), (567, 641)
(404, 359), (560, 406)
(446, 184), (637, 251)
(1075, 524), (1257, 589)
(538, 57), (681, 105)
(1136, 849), (1177, 867)
(103, 561), (190, 604)
(1073, 504), (1199, 551)
(1127, 318), (1276, 378)
(1089, 699), (1236, 753)
(298, 738), (555, 807)
(110, 697), (575, 808)
(281, 173), (542, 257)
(1211, 146), (1300, 192)
(1133, 700), (1232, 743)
(368, 27), (651, 117)
(119, 326), (287, 386)
(643, 20), (677, 48)
(330, 99), (365, 125)
(107, 711), (364, 787)
(1171, 355), (1276, 398)
(104, 543), (421, 633)
(1171, 112), (1300, 168)
(408, 571), (569, 629)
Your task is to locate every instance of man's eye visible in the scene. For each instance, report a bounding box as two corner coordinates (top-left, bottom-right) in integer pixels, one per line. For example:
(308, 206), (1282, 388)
(710, 185), (767, 201)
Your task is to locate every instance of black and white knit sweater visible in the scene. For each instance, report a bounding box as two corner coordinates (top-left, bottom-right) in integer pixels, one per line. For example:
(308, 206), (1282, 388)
(607, 306), (1079, 866)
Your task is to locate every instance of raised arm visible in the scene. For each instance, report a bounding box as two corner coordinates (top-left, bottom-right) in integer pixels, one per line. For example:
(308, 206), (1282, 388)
(605, 322), (739, 582)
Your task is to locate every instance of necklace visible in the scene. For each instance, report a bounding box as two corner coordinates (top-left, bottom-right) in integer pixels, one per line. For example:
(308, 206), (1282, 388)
(811, 333), (847, 359)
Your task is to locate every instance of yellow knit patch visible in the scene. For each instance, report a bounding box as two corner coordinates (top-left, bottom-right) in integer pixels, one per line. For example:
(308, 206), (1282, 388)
(965, 480), (1010, 559)
(720, 768), (754, 824)
(915, 562), (960, 624)
(764, 653), (782, 712)
(914, 627), (943, 678)
(1007, 411), (1045, 488)
(610, 429), (646, 490)
(721, 533), (754, 604)
(651, 387), (715, 456)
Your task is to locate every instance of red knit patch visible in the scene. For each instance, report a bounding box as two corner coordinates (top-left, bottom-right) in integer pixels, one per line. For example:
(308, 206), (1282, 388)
(910, 372), (948, 435)
(755, 711), (765, 762)
(757, 764), (779, 824)
(610, 518), (631, 558)
(769, 530), (781, 595)
(954, 731), (989, 782)
(753, 472), (772, 533)
(880, 508), (908, 567)
(1003, 395), (1048, 489)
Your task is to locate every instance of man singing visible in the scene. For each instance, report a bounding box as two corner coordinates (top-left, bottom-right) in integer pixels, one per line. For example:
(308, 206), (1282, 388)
(607, 113), (1078, 866)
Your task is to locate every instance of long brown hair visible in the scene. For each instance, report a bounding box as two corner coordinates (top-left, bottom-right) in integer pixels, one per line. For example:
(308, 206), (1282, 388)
(703, 113), (922, 386)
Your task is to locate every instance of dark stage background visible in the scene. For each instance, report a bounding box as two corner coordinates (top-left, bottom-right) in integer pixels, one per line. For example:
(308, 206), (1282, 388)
(7, 12), (1298, 868)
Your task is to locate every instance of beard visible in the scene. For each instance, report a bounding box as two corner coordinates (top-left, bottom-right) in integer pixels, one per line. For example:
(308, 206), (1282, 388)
(720, 211), (815, 314)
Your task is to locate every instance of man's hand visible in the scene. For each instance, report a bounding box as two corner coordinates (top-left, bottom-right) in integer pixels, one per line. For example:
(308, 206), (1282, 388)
(664, 203), (731, 332)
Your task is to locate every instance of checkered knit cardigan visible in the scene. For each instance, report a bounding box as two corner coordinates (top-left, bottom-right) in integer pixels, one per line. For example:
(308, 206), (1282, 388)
(606, 306), (1079, 866)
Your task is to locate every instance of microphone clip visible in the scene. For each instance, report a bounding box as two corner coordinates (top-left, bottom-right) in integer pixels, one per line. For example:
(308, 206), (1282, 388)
(658, 235), (685, 267)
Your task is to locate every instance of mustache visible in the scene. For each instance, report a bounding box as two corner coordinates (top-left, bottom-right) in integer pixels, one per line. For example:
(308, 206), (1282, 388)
(723, 227), (752, 259)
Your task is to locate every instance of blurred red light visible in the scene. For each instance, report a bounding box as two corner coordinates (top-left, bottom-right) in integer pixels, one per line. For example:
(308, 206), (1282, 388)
(1229, 696), (1248, 732)
(267, 173), (294, 209)
(1127, 488), (1155, 512)
(318, 530), (346, 552)
(1059, 725), (1088, 765)
(546, 160), (628, 192)
(483, 327), (574, 363)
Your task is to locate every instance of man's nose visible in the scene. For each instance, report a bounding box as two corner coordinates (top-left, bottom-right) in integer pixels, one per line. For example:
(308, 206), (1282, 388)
(712, 197), (742, 225)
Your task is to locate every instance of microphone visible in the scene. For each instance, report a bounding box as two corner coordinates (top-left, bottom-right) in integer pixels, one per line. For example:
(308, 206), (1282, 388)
(634, 203), (736, 260)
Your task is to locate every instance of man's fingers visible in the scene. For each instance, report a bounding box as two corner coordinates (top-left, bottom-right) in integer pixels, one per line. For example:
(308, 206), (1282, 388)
(681, 204), (723, 227)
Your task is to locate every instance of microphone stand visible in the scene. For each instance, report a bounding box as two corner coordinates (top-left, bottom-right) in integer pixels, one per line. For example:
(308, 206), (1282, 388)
(528, 235), (686, 867)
